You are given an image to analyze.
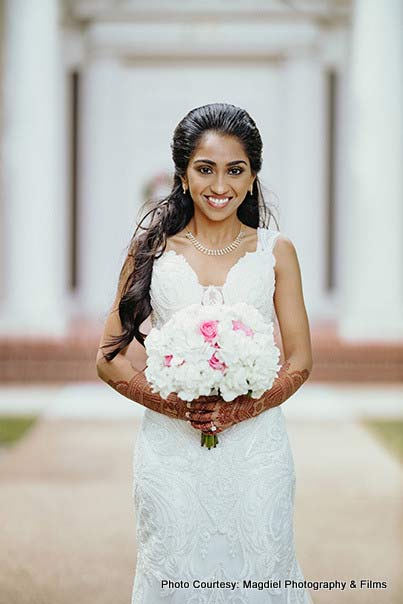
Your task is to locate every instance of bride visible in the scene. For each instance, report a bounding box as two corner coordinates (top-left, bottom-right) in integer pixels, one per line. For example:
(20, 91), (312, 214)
(96, 103), (314, 603)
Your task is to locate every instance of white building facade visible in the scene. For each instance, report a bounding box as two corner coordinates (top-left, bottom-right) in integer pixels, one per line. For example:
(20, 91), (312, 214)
(0, 0), (402, 341)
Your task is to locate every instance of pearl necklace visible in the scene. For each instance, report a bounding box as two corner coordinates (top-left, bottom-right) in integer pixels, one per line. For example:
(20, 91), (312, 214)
(185, 225), (246, 256)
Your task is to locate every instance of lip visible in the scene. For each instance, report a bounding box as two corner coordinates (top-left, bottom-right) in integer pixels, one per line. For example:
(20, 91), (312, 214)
(204, 195), (232, 200)
(204, 195), (232, 209)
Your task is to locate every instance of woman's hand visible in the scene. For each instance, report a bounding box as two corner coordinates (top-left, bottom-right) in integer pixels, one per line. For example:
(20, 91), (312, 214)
(167, 393), (218, 421)
(186, 361), (311, 434)
(149, 391), (221, 422)
(105, 368), (221, 422)
(186, 393), (253, 434)
(184, 395), (221, 426)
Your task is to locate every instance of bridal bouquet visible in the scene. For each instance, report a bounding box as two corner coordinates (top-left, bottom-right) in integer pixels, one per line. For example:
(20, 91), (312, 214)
(144, 302), (281, 449)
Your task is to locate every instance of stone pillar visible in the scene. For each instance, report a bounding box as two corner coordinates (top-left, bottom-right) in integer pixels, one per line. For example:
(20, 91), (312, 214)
(279, 54), (327, 319)
(78, 48), (133, 322)
(0, 0), (67, 335)
(340, 0), (403, 340)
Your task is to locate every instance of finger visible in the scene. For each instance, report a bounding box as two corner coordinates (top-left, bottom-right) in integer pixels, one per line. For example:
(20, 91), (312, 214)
(189, 412), (219, 428)
(192, 394), (221, 405)
(192, 408), (220, 422)
(188, 402), (217, 412)
(190, 422), (223, 434)
(190, 420), (214, 432)
(187, 411), (213, 423)
(200, 395), (222, 403)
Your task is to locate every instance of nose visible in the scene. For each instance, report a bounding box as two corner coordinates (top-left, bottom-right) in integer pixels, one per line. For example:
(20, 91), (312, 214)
(211, 174), (230, 196)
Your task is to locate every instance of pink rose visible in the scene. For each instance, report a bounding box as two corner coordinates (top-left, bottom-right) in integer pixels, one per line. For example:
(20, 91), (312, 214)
(164, 355), (185, 367)
(163, 354), (173, 367)
(199, 320), (219, 343)
(208, 352), (227, 372)
(232, 319), (254, 337)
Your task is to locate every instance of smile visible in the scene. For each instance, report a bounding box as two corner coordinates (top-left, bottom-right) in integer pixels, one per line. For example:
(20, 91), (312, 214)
(204, 195), (232, 208)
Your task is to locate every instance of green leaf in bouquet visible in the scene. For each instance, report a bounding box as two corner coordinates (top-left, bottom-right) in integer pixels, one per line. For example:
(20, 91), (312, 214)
(200, 432), (218, 449)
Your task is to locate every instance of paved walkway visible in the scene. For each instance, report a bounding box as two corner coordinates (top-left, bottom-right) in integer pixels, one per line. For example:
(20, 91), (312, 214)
(0, 386), (402, 604)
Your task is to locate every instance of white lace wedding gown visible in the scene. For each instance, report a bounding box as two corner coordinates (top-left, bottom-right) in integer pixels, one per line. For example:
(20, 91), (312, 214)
(131, 227), (313, 604)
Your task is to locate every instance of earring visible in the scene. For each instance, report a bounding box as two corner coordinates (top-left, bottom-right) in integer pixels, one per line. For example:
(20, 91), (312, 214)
(183, 186), (187, 194)
(249, 187), (253, 195)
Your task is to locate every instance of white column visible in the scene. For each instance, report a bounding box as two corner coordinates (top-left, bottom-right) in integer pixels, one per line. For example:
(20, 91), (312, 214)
(78, 51), (133, 321)
(340, 0), (403, 340)
(0, 0), (67, 335)
(279, 55), (327, 320)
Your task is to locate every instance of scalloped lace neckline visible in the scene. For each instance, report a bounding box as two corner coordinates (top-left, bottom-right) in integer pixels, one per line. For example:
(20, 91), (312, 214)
(161, 227), (263, 289)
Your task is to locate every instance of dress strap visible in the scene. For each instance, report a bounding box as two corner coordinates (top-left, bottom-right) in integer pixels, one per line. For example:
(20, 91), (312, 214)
(258, 227), (281, 253)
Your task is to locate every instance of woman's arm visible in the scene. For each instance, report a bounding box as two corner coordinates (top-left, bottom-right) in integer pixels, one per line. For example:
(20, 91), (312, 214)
(97, 355), (192, 421)
(96, 253), (192, 421)
(187, 235), (313, 433)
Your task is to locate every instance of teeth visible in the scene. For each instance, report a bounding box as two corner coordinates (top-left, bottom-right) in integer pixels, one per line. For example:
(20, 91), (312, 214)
(208, 196), (230, 205)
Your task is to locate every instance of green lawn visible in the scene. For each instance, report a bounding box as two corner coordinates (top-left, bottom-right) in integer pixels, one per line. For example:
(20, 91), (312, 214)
(362, 419), (403, 464)
(0, 415), (39, 446)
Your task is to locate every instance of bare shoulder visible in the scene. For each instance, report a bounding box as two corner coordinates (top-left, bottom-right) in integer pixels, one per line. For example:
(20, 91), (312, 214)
(273, 233), (297, 258)
(272, 234), (301, 278)
(271, 232), (312, 366)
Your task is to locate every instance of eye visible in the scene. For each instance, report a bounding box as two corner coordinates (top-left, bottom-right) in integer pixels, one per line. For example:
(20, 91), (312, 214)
(198, 166), (244, 175)
(229, 167), (244, 175)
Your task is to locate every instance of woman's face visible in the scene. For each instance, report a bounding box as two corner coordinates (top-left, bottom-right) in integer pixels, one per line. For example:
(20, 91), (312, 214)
(181, 131), (255, 220)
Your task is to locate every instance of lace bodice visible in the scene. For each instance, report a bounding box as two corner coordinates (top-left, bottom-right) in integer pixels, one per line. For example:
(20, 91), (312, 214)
(149, 226), (281, 329)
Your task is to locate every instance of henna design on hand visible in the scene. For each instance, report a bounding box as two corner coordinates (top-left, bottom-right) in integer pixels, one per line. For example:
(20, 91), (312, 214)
(188, 361), (310, 434)
(107, 370), (189, 420)
(107, 370), (222, 422)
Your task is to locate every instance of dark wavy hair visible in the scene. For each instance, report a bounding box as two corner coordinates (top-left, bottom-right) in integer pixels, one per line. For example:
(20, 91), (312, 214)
(100, 102), (279, 361)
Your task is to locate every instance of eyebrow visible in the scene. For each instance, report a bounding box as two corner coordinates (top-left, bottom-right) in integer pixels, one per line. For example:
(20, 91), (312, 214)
(192, 159), (247, 166)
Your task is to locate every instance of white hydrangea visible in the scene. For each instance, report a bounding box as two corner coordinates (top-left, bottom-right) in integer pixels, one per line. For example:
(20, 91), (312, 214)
(144, 303), (281, 402)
